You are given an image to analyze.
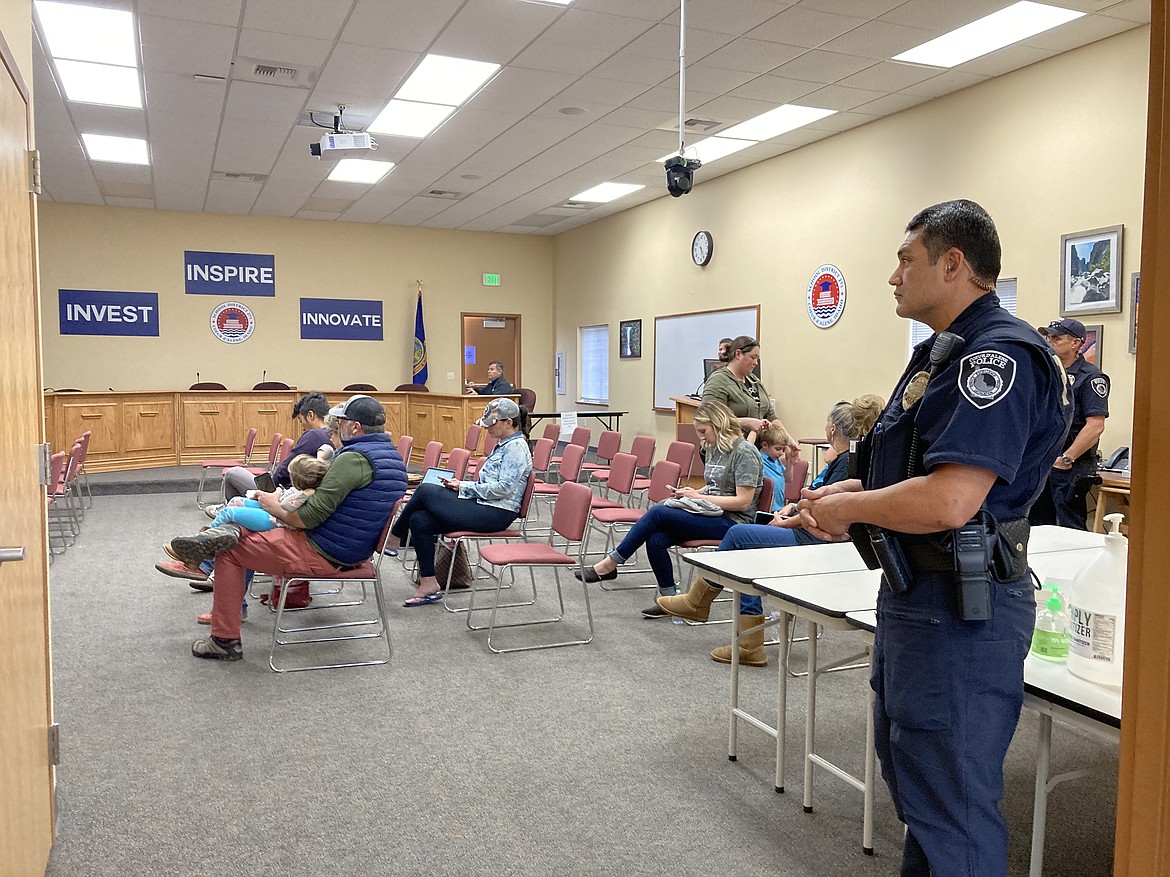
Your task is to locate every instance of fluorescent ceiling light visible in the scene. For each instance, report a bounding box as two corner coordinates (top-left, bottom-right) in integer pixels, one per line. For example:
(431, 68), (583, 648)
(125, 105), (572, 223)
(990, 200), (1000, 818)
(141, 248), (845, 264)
(395, 54), (500, 107)
(659, 136), (756, 166)
(570, 182), (645, 203)
(720, 104), (836, 141)
(35, 1), (137, 67)
(81, 133), (149, 165)
(56, 59), (142, 108)
(367, 99), (456, 138)
(327, 159), (395, 184)
(893, 1), (1085, 68)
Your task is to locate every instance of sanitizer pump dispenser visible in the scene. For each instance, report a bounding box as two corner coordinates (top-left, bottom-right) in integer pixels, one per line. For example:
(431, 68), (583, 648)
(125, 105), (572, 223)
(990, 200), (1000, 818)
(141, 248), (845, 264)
(1067, 513), (1128, 688)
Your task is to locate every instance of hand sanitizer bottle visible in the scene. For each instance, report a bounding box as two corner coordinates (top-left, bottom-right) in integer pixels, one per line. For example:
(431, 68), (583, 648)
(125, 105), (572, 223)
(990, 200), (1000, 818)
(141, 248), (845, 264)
(1067, 514), (1128, 687)
(1031, 587), (1070, 662)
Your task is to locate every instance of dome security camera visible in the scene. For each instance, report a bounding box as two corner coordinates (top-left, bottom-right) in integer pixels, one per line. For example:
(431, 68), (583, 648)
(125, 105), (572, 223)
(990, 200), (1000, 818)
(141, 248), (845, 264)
(664, 155), (701, 198)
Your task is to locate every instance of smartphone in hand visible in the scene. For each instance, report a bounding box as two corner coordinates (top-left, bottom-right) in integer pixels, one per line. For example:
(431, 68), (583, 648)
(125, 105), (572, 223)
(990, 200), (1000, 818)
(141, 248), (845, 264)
(754, 511), (775, 526)
(254, 472), (276, 493)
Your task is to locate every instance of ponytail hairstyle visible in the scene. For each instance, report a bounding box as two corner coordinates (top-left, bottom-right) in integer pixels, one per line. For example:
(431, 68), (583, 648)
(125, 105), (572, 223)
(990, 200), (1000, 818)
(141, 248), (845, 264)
(827, 394), (885, 442)
(692, 400), (743, 453)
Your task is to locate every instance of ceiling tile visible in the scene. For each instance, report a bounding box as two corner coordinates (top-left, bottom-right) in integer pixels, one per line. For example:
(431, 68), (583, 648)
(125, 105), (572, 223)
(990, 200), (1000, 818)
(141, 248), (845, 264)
(236, 29), (334, 69)
(663, 0), (790, 35)
(597, 104), (675, 129)
(728, 73), (818, 104)
(204, 177), (262, 214)
(820, 20), (935, 60)
(223, 80), (309, 124)
(836, 60), (940, 92)
(800, 0), (904, 14)
(1022, 14), (1139, 53)
(700, 38), (806, 74)
(587, 51), (678, 85)
(746, 7), (869, 49)
(572, 0), (678, 22)
(512, 40), (613, 75)
(144, 71), (227, 118)
(337, 0), (464, 51)
(624, 25), (735, 63)
(470, 66), (578, 115)
(688, 93), (788, 124)
(850, 91), (929, 116)
(70, 104), (147, 139)
(1098, 1), (1151, 24)
(550, 75), (650, 107)
(898, 69), (989, 98)
(878, 0), (1016, 31)
(768, 50), (878, 84)
(241, 0), (352, 40)
(138, 16), (237, 76)
(658, 64), (763, 95)
(89, 161), (153, 184)
(958, 44), (1055, 77)
(213, 123), (286, 176)
(542, 9), (655, 52)
(104, 196), (156, 209)
(797, 83), (888, 111)
(624, 85), (720, 113)
(430, 0), (565, 64)
(135, 0), (242, 27)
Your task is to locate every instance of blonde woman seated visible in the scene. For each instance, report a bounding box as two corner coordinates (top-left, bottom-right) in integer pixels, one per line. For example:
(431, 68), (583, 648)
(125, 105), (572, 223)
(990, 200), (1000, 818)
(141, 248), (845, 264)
(658, 395), (884, 665)
(575, 400), (763, 618)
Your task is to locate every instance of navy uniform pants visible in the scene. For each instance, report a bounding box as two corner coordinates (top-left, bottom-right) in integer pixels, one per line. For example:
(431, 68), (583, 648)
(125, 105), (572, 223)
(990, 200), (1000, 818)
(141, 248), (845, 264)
(872, 570), (1035, 876)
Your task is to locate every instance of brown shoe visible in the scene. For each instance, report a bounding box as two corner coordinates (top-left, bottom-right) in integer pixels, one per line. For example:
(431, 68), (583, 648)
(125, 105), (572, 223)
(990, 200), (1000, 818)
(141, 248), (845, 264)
(711, 615), (769, 667)
(657, 579), (722, 622)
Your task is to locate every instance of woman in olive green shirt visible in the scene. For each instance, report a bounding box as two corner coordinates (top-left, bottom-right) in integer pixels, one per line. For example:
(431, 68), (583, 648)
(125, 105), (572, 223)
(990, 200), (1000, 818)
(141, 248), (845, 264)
(703, 335), (795, 451)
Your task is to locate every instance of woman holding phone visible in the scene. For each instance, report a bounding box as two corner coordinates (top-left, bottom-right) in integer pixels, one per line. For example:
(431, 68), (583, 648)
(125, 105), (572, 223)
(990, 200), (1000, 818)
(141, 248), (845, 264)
(392, 397), (532, 607)
(657, 394), (884, 665)
(574, 400), (763, 618)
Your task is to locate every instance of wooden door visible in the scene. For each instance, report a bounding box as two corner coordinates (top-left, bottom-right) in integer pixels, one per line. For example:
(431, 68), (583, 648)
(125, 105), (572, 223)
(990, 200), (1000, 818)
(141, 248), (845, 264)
(461, 313), (521, 388)
(0, 38), (55, 876)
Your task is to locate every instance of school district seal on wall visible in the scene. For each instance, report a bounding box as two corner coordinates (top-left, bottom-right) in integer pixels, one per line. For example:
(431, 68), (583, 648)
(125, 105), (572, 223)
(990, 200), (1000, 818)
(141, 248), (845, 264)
(210, 301), (255, 344)
(806, 264), (846, 329)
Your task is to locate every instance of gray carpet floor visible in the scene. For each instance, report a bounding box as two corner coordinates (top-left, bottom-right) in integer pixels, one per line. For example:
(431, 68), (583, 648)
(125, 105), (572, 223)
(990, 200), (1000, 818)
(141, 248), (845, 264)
(43, 492), (1118, 876)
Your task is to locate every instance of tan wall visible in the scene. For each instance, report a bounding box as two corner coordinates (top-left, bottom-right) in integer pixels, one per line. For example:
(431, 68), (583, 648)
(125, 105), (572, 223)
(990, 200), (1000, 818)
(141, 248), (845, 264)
(37, 204), (555, 401)
(554, 27), (1147, 460)
(0, 0), (32, 92)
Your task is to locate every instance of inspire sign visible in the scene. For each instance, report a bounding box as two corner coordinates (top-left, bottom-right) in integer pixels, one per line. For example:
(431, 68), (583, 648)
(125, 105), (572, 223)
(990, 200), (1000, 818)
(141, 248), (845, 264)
(59, 289), (159, 336)
(185, 250), (276, 296)
(300, 297), (383, 341)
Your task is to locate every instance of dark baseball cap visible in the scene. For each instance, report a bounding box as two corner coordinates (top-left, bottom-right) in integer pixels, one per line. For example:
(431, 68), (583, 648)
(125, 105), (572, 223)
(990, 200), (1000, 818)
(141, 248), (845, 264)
(1039, 318), (1086, 340)
(328, 394), (386, 428)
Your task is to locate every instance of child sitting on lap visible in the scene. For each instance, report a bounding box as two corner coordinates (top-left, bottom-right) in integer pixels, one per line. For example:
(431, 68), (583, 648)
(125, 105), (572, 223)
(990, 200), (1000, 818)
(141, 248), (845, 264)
(164, 454), (329, 568)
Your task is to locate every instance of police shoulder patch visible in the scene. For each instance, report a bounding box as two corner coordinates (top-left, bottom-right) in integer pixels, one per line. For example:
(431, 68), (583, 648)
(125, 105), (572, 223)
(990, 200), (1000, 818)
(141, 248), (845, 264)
(1090, 376), (1109, 398)
(957, 349), (1017, 409)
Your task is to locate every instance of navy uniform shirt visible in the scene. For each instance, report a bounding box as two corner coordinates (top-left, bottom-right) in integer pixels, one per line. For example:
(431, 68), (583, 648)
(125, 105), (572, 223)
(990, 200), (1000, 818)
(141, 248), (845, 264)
(476, 376), (515, 395)
(865, 293), (1072, 524)
(1063, 356), (1110, 455)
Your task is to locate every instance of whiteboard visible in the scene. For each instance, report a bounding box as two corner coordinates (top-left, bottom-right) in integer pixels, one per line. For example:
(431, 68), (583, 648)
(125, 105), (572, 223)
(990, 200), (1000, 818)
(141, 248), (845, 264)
(653, 306), (760, 410)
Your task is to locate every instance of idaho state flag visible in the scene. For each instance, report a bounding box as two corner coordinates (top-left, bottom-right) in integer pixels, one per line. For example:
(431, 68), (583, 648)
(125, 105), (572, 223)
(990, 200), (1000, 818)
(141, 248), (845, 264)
(412, 291), (428, 385)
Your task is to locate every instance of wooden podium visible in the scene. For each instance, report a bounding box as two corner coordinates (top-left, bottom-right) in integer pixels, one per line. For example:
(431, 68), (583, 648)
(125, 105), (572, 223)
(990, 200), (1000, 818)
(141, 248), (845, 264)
(668, 396), (707, 486)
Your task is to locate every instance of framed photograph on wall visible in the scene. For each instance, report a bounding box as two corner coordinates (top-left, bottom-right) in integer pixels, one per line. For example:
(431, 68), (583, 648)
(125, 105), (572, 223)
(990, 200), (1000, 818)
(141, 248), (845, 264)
(1081, 324), (1103, 369)
(619, 319), (642, 359)
(1129, 272), (1139, 354)
(1060, 225), (1123, 316)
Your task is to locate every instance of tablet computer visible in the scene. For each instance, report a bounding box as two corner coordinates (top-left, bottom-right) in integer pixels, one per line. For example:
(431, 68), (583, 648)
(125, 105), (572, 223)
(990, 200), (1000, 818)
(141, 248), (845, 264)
(253, 471), (276, 493)
(422, 467), (457, 486)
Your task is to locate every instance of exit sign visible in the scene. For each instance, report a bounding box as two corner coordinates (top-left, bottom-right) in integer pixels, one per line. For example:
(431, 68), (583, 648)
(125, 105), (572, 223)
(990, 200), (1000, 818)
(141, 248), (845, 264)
(482, 273), (501, 287)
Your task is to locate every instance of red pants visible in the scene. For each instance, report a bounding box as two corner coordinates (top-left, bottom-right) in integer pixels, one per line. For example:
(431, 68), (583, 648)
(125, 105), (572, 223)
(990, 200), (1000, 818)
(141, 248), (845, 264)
(210, 528), (341, 640)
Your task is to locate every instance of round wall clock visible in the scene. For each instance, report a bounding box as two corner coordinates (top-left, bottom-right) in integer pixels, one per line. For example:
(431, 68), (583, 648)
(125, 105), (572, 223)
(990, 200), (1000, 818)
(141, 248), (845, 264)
(692, 230), (713, 266)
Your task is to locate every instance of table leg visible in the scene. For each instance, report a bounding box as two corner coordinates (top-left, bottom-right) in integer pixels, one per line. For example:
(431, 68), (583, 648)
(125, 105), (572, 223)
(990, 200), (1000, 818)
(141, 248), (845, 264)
(863, 646), (875, 855)
(1030, 714), (1053, 877)
(775, 609), (791, 793)
(729, 600), (741, 761)
(803, 619), (818, 813)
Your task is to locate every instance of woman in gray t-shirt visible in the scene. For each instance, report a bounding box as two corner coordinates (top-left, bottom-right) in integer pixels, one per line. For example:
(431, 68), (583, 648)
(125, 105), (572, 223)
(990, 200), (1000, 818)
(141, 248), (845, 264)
(574, 401), (763, 618)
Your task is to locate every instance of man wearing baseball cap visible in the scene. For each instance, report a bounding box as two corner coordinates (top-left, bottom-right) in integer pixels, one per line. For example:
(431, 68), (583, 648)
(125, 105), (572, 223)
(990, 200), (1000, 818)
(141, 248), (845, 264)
(166, 394), (407, 661)
(1031, 318), (1111, 529)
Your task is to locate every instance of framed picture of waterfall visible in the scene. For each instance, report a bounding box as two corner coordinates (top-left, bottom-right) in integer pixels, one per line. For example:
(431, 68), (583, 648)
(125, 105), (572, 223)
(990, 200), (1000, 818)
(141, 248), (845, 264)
(1060, 225), (1123, 317)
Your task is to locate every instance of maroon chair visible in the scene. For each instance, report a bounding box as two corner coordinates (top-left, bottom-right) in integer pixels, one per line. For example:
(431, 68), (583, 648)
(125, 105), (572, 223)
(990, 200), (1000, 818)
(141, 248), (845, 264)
(540, 423), (560, 443)
(243, 432), (284, 478)
(589, 460), (682, 592)
(447, 447), (471, 480)
(196, 427), (258, 508)
(73, 430), (94, 508)
(548, 426), (591, 480)
(471, 481), (596, 653)
(466, 432), (500, 479)
(784, 456), (811, 503)
(580, 430), (622, 478)
(46, 451), (75, 555)
(396, 434), (414, 467)
(441, 424), (482, 467)
(437, 473), (539, 611)
(420, 441), (443, 471)
(670, 476), (775, 585)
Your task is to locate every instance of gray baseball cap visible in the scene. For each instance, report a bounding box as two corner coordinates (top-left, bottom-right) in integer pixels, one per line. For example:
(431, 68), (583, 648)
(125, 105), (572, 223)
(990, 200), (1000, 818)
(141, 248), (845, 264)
(477, 397), (521, 427)
(328, 394), (386, 428)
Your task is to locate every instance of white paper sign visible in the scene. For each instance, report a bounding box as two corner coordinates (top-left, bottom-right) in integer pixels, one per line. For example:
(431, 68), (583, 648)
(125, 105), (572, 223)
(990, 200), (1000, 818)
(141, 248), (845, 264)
(559, 411), (578, 438)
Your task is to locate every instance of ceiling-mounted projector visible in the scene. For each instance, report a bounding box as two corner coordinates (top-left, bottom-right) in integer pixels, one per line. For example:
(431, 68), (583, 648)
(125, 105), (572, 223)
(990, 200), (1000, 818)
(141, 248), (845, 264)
(310, 132), (377, 161)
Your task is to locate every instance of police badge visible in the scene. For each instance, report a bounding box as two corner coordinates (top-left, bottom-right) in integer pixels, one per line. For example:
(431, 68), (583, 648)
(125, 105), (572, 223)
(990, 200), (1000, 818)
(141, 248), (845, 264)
(958, 350), (1018, 409)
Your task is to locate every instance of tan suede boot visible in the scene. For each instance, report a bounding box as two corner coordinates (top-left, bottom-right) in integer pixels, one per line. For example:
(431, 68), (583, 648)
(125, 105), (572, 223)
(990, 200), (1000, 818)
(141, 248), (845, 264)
(656, 579), (722, 622)
(710, 615), (768, 667)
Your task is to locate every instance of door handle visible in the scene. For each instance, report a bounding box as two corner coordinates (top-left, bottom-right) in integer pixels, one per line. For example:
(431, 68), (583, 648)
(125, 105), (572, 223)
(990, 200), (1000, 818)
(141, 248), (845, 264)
(0, 547), (27, 565)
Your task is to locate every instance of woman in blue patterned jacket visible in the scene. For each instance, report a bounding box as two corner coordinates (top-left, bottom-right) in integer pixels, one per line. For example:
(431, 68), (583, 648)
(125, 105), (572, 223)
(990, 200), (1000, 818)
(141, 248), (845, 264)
(393, 397), (533, 606)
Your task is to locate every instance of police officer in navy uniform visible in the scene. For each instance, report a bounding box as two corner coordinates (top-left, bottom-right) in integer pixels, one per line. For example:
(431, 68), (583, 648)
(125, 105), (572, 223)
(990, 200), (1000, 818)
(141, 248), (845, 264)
(798, 200), (1072, 875)
(1029, 317), (1110, 529)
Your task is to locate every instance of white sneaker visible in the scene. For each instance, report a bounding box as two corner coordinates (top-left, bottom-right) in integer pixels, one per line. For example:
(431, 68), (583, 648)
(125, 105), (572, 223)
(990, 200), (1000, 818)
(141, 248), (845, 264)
(204, 503), (224, 519)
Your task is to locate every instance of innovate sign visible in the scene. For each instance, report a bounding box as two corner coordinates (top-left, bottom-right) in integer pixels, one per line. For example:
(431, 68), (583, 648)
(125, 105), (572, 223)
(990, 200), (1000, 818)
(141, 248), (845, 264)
(59, 289), (159, 336)
(300, 297), (383, 340)
(185, 250), (276, 296)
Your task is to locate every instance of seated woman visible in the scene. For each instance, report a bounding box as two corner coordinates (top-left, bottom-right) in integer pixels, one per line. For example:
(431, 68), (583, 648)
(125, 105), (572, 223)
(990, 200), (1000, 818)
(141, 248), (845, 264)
(575, 400), (763, 618)
(392, 397), (533, 607)
(657, 394), (885, 665)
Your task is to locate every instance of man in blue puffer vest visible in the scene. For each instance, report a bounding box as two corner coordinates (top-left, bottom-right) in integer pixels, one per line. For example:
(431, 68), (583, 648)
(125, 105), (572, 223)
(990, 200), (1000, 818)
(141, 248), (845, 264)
(186, 395), (406, 661)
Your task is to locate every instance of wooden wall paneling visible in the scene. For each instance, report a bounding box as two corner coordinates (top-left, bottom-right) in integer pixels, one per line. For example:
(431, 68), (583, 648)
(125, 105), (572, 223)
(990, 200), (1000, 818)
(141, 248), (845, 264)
(60, 398), (118, 460)
(180, 398), (241, 460)
(238, 394), (297, 450)
(1114, 7), (1170, 874)
(120, 396), (175, 463)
